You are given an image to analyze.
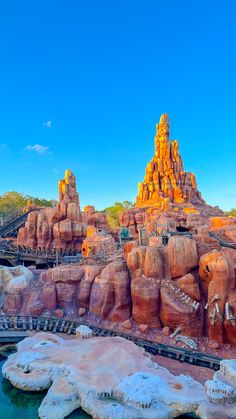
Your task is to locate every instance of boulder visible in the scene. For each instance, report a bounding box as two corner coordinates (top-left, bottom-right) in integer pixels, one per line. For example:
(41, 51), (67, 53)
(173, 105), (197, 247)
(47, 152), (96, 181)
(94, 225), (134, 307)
(175, 273), (201, 301)
(166, 236), (198, 278)
(162, 326), (170, 336)
(122, 319), (132, 329)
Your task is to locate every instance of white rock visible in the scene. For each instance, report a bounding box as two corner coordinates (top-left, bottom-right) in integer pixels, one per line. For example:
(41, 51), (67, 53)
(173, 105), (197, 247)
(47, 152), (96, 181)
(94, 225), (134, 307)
(75, 325), (93, 339)
(3, 332), (236, 419)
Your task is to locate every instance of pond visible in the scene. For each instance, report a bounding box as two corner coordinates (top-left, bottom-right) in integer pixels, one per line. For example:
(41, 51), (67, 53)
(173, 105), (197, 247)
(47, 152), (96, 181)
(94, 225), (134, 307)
(0, 355), (199, 419)
(0, 357), (91, 419)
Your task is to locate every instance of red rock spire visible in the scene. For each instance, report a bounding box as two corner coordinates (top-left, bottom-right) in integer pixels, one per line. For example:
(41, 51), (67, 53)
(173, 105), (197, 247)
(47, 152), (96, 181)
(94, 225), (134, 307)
(136, 113), (204, 208)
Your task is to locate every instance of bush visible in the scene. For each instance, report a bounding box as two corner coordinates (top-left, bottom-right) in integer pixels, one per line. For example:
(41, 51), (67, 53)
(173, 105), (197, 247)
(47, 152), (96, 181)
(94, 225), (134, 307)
(103, 201), (134, 228)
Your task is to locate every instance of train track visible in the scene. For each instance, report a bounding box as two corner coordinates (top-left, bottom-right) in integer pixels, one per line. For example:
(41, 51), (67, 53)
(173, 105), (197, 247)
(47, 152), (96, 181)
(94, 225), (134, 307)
(0, 240), (82, 267)
(0, 315), (221, 371)
(209, 231), (236, 249)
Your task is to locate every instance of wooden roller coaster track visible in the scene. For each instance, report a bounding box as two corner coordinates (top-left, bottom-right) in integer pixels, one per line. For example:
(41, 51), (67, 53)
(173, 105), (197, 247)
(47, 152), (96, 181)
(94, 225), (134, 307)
(0, 240), (81, 267)
(209, 231), (236, 249)
(0, 315), (221, 371)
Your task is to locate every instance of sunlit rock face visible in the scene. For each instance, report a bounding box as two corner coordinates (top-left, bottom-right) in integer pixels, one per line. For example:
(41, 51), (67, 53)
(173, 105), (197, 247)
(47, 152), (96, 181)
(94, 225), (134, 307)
(136, 113), (204, 208)
(120, 114), (224, 237)
(0, 265), (38, 316)
(17, 170), (87, 251)
(83, 205), (110, 232)
(2, 332), (212, 419)
(199, 251), (236, 345)
(81, 231), (117, 258)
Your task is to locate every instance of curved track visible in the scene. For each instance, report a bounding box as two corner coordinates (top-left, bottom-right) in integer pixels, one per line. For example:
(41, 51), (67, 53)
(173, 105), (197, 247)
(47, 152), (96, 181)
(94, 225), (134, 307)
(0, 315), (221, 371)
(0, 211), (32, 238)
(209, 231), (236, 249)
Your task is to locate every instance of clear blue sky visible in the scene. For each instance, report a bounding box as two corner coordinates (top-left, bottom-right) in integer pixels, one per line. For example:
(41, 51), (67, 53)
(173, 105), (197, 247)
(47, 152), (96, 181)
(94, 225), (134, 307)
(0, 0), (235, 210)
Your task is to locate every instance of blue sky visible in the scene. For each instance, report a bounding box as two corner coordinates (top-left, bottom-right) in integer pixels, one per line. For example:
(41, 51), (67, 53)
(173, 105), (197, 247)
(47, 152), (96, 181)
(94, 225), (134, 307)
(0, 0), (235, 210)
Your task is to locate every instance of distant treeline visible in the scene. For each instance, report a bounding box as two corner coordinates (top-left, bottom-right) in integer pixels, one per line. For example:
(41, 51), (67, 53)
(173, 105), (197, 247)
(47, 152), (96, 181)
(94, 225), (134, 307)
(0, 191), (55, 218)
(225, 208), (236, 217)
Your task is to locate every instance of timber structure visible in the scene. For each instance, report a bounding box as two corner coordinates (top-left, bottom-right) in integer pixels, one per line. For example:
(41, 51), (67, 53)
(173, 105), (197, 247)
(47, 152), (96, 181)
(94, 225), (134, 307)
(0, 315), (221, 371)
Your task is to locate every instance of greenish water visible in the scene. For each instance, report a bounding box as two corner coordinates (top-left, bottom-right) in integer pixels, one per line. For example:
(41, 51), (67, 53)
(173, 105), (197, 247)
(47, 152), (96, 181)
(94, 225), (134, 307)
(0, 356), (199, 419)
(0, 359), (91, 419)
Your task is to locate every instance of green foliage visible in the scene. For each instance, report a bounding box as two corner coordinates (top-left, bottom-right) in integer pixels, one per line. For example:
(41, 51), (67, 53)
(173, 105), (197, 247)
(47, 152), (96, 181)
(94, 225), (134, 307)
(0, 192), (26, 217)
(103, 201), (134, 228)
(0, 191), (54, 218)
(26, 196), (55, 208)
(225, 208), (236, 217)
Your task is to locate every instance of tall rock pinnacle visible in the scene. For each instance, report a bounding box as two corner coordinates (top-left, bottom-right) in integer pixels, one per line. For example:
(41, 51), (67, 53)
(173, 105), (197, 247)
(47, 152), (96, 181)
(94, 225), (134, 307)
(136, 113), (205, 208)
(17, 170), (86, 250)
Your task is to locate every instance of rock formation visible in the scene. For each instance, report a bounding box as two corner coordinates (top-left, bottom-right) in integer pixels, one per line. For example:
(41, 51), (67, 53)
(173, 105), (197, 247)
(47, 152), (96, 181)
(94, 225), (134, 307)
(2, 220), (236, 345)
(84, 205), (110, 232)
(136, 113), (204, 208)
(1, 114), (236, 349)
(17, 170), (86, 251)
(201, 359), (236, 417)
(81, 230), (117, 258)
(2, 332), (216, 419)
(120, 114), (224, 237)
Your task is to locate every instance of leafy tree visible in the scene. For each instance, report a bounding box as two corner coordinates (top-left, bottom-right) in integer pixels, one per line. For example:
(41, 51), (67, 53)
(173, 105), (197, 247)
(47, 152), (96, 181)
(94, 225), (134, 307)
(225, 208), (236, 217)
(0, 191), (26, 217)
(26, 196), (56, 208)
(0, 191), (55, 218)
(103, 201), (134, 228)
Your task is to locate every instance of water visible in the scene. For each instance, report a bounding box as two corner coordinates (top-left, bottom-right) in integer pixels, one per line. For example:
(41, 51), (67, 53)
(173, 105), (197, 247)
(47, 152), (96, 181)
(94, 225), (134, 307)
(0, 356), (198, 419)
(0, 358), (91, 419)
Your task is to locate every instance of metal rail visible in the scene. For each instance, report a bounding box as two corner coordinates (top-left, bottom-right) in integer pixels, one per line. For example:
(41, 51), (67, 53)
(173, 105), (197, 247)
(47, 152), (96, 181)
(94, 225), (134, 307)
(209, 231), (236, 249)
(0, 315), (221, 370)
(0, 211), (32, 238)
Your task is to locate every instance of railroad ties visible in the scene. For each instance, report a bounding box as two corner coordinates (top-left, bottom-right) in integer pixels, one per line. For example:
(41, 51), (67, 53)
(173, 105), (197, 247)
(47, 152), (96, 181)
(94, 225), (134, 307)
(0, 315), (221, 371)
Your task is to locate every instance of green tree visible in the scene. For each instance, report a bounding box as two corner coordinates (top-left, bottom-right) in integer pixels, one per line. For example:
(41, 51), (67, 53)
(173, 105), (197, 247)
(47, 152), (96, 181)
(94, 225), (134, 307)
(26, 196), (55, 208)
(103, 201), (134, 228)
(0, 191), (27, 217)
(225, 208), (236, 217)
(0, 191), (55, 218)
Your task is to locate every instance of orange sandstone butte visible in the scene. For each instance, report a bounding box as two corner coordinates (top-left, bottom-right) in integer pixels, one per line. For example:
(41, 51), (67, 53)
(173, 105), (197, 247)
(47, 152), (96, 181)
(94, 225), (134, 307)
(17, 169), (86, 251)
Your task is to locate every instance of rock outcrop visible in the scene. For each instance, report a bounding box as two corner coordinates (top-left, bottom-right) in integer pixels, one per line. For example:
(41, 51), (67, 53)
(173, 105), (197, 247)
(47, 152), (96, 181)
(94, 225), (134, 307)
(84, 205), (110, 231)
(199, 251), (236, 344)
(119, 114), (224, 238)
(81, 230), (117, 258)
(199, 359), (236, 417)
(2, 222), (236, 345)
(166, 235), (198, 278)
(131, 276), (161, 327)
(89, 260), (131, 322)
(17, 170), (86, 251)
(136, 113), (204, 208)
